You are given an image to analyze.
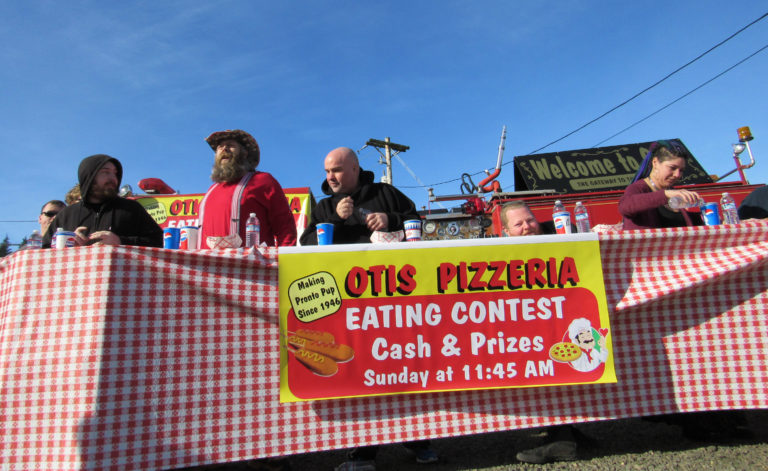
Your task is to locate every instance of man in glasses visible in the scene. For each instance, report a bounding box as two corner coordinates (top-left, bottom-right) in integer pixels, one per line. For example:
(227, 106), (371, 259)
(38, 200), (66, 235)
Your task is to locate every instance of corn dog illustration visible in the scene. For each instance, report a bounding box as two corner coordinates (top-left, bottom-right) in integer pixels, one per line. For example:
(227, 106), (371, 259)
(287, 335), (354, 363)
(293, 348), (338, 376)
(294, 328), (335, 344)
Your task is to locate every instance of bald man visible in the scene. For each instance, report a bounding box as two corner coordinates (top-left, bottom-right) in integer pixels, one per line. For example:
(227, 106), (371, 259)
(500, 200), (556, 236)
(301, 148), (435, 466)
(300, 147), (420, 245)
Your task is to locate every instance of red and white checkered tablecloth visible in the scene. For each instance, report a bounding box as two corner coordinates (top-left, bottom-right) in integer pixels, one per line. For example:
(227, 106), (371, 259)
(1, 219), (767, 471)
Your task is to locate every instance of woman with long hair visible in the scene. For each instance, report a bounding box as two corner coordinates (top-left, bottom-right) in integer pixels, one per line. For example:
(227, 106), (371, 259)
(618, 140), (703, 229)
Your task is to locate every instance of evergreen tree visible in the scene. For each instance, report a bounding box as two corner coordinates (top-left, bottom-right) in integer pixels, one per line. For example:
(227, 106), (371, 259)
(0, 235), (11, 257)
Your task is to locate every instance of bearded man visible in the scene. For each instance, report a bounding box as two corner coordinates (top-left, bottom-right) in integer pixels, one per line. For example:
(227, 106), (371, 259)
(197, 129), (297, 248)
(42, 154), (163, 247)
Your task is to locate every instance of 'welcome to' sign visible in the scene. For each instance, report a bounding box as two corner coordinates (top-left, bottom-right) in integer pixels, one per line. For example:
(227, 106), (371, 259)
(513, 139), (711, 194)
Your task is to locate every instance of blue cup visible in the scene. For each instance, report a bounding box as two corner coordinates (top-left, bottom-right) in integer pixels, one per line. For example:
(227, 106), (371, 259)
(163, 227), (180, 249)
(701, 202), (720, 226)
(317, 223), (334, 245)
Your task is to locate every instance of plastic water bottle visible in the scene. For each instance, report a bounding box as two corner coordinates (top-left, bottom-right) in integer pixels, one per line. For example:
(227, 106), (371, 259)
(573, 202), (591, 233)
(720, 192), (740, 224)
(245, 212), (261, 247)
(668, 196), (705, 210)
(552, 200), (572, 234)
(26, 230), (43, 249)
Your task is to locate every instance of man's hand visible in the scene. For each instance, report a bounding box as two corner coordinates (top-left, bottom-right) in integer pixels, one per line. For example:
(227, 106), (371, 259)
(88, 230), (120, 246)
(365, 212), (388, 232)
(336, 196), (354, 219)
(74, 226), (120, 246)
(74, 226), (90, 246)
(334, 197), (388, 231)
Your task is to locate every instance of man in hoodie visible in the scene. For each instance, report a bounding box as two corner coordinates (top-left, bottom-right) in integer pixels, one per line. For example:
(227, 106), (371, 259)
(198, 129), (297, 248)
(42, 154), (163, 248)
(300, 147), (419, 245)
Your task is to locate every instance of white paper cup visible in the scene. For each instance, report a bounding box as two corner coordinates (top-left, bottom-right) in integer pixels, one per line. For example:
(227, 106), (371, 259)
(404, 219), (422, 241)
(54, 231), (77, 249)
(179, 226), (199, 250)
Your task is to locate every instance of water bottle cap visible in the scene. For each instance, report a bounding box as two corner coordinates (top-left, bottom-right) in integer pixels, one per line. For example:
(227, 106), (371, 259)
(249, 213), (256, 217)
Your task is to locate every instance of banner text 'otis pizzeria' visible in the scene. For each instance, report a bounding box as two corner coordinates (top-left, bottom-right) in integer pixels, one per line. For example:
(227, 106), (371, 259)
(279, 235), (615, 402)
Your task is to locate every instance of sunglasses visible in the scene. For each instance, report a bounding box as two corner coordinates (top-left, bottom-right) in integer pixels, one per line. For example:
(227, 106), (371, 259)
(41, 211), (59, 217)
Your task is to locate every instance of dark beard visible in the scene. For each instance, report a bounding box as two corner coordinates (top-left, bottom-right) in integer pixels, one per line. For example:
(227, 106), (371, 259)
(88, 184), (118, 203)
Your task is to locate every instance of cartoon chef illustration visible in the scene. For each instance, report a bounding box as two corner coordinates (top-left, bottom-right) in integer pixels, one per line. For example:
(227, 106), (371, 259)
(568, 317), (609, 372)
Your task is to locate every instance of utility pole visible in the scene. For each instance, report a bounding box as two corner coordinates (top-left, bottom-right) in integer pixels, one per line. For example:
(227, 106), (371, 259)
(364, 137), (409, 185)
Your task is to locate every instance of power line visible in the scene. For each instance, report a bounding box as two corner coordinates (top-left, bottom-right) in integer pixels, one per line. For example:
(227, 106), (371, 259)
(399, 11), (768, 190)
(524, 11), (768, 156)
(592, 43), (768, 147)
(501, 43), (768, 191)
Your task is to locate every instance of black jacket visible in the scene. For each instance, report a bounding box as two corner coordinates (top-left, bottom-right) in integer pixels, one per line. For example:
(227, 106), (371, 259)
(738, 185), (768, 220)
(300, 169), (419, 245)
(43, 154), (163, 248)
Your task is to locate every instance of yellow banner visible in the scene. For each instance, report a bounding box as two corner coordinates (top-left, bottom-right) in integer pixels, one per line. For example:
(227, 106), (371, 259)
(279, 234), (615, 402)
(134, 188), (313, 230)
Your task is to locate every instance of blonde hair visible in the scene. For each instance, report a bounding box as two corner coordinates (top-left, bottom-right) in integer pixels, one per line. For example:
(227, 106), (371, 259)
(500, 200), (533, 226)
(65, 184), (81, 205)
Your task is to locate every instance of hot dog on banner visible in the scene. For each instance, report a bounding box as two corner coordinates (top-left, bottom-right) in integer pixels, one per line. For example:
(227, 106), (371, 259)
(278, 234), (616, 402)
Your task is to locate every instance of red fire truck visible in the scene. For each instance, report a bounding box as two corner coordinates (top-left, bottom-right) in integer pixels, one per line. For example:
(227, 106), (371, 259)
(420, 126), (763, 240)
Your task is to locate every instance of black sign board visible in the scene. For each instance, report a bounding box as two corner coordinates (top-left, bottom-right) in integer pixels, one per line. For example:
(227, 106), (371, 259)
(513, 139), (712, 194)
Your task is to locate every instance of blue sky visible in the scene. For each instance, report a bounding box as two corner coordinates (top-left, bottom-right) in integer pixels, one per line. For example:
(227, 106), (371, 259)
(2, 1), (767, 247)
